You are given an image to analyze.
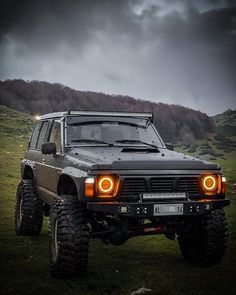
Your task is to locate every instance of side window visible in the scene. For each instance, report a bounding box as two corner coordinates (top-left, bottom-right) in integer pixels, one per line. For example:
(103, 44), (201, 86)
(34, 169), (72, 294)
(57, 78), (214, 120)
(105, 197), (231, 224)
(36, 121), (49, 149)
(29, 122), (41, 149)
(50, 121), (61, 153)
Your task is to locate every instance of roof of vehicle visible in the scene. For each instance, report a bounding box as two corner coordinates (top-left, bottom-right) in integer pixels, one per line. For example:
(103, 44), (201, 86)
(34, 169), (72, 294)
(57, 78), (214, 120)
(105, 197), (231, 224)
(36, 111), (154, 121)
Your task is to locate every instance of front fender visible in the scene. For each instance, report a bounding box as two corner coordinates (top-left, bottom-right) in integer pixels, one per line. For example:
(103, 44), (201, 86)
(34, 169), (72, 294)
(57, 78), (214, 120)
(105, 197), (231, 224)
(59, 167), (88, 201)
(21, 159), (36, 180)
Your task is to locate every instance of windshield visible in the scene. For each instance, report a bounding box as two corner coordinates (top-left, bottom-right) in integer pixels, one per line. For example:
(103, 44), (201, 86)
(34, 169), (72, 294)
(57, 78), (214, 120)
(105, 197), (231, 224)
(66, 116), (164, 148)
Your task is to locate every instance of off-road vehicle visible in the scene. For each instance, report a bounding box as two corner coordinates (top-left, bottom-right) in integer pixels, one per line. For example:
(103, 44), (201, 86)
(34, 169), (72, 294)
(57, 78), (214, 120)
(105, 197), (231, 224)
(15, 111), (230, 277)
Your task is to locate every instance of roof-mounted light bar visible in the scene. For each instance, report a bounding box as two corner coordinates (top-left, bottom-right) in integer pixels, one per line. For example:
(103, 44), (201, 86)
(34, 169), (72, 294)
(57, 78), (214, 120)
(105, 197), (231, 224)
(36, 111), (154, 121)
(68, 111), (153, 120)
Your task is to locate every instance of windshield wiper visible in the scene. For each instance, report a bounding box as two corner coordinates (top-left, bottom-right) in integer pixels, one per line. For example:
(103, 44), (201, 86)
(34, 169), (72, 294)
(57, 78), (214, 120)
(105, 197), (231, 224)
(115, 139), (159, 149)
(70, 139), (114, 146)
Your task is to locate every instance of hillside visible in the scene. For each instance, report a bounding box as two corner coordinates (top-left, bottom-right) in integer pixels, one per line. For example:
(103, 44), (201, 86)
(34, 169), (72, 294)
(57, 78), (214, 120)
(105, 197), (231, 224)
(0, 79), (214, 143)
(0, 105), (32, 140)
(175, 109), (236, 178)
(213, 109), (236, 138)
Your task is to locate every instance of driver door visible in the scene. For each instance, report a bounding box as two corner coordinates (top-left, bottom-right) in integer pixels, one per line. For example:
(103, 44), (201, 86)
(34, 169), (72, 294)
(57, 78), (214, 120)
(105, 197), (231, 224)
(37, 120), (63, 201)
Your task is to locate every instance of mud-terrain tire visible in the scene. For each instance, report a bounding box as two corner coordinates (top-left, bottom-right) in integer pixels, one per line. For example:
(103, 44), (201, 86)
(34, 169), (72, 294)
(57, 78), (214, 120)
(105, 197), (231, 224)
(15, 180), (43, 236)
(49, 195), (90, 278)
(178, 209), (228, 266)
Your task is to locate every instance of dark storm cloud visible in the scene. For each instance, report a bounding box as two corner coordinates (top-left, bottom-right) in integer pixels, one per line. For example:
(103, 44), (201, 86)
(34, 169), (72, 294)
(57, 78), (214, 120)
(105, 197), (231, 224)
(0, 0), (236, 115)
(0, 0), (136, 50)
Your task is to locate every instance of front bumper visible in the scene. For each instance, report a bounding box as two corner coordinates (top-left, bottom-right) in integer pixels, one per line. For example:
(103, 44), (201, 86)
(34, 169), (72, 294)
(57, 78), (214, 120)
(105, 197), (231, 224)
(87, 199), (230, 218)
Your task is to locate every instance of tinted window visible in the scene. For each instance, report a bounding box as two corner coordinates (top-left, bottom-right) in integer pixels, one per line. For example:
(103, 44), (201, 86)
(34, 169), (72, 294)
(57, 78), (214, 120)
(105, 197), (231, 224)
(50, 121), (61, 152)
(36, 121), (49, 149)
(29, 122), (41, 149)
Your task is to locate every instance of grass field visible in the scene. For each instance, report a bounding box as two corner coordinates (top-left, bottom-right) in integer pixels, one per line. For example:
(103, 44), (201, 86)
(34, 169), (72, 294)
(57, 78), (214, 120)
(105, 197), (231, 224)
(0, 106), (236, 295)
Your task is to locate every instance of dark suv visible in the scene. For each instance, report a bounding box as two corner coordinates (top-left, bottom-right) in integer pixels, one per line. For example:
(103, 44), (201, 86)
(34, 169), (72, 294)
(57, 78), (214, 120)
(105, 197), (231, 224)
(15, 111), (230, 277)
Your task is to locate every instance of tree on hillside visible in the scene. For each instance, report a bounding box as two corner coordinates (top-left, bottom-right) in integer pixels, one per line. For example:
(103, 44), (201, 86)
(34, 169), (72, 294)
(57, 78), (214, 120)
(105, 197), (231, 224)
(0, 79), (215, 142)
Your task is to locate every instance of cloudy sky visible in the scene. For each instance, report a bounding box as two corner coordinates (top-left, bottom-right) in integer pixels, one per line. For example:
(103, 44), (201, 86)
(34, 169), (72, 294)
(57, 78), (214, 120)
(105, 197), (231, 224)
(0, 0), (235, 115)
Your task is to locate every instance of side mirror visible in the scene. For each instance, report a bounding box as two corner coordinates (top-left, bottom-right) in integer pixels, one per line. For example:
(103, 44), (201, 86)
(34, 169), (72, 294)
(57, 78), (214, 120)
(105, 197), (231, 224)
(165, 143), (174, 151)
(42, 142), (56, 155)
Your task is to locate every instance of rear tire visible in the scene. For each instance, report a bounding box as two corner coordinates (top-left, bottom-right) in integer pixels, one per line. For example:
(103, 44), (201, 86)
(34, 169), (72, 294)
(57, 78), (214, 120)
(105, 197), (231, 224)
(49, 195), (90, 278)
(15, 180), (43, 236)
(178, 209), (228, 266)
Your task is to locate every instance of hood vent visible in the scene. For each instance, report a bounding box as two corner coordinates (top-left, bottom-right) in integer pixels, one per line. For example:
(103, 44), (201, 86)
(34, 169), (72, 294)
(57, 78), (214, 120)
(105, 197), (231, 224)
(121, 147), (159, 153)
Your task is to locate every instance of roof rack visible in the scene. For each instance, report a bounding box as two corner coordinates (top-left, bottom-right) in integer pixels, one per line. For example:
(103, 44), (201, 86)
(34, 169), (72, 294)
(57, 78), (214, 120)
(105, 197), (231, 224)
(68, 111), (153, 120)
(36, 111), (154, 121)
(37, 112), (67, 120)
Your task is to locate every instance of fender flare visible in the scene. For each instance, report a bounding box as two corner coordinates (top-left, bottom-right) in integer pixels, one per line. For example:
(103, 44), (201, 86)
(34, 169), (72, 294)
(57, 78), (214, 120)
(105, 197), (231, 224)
(57, 167), (88, 201)
(21, 159), (37, 181)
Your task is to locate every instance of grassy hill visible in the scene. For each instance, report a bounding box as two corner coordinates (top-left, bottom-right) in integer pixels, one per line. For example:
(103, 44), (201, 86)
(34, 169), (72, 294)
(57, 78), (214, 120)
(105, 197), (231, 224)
(175, 109), (236, 182)
(213, 109), (236, 137)
(0, 79), (215, 143)
(0, 105), (235, 295)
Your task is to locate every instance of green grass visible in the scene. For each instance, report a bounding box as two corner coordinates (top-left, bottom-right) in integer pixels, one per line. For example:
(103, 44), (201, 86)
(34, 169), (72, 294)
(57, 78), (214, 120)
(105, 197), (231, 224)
(213, 109), (236, 138)
(0, 105), (236, 295)
(176, 109), (236, 157)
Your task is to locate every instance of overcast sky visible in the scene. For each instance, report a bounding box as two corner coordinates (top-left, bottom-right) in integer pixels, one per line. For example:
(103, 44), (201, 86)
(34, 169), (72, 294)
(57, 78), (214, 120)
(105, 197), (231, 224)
(0, 0), (235, 115)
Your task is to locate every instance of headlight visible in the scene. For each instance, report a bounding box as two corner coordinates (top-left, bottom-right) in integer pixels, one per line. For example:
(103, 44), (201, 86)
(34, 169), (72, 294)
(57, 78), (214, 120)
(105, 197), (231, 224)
(97, 175), (120, 197)
(84, 175), (120, 198)
(98, 176), (114, 194)
(203, 175), (217, 191)
(201, 174), (226, 195)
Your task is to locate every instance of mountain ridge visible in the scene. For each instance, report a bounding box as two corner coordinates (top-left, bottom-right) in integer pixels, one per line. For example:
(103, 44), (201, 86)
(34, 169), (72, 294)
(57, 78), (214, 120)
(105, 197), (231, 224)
(0, 79), (215, 142)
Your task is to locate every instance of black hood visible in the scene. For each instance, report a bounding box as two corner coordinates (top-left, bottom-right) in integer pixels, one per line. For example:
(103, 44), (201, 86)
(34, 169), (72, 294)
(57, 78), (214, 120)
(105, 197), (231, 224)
(68, 146), (220, 171)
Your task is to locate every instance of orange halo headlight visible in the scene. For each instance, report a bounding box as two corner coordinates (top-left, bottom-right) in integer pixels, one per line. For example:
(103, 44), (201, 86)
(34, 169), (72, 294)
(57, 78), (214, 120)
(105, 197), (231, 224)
(203, 175), (217, 191)
(98, 176), (114, 194)
(84, 175), (119, 198)
(97, 175), (120, 197)
(201, 174), (223, 195)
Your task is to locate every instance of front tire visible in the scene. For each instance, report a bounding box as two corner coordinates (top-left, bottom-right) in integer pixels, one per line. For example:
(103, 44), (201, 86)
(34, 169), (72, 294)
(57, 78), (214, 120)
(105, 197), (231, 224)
(178, 209), (228, 266)
(15, 180), (43, 236)
(49, 195), (90, 278)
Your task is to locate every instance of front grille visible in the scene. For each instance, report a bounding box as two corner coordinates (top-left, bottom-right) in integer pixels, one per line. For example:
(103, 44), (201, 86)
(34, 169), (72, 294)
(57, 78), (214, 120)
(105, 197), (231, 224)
(151, 177), (175, 192)
(121, 176), (200, 197)
(178, 177), (199, 194)
(122, 178), (147, 195)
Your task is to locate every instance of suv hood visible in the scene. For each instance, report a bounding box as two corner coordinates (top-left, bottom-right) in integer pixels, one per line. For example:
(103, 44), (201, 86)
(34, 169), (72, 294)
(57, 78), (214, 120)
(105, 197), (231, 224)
(68, 146), (220, 171)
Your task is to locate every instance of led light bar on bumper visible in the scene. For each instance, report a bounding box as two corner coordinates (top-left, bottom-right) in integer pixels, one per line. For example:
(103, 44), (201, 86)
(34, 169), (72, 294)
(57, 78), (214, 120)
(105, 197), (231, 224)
(84, 175), (120, 198)
(201, 174), (227, 195)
